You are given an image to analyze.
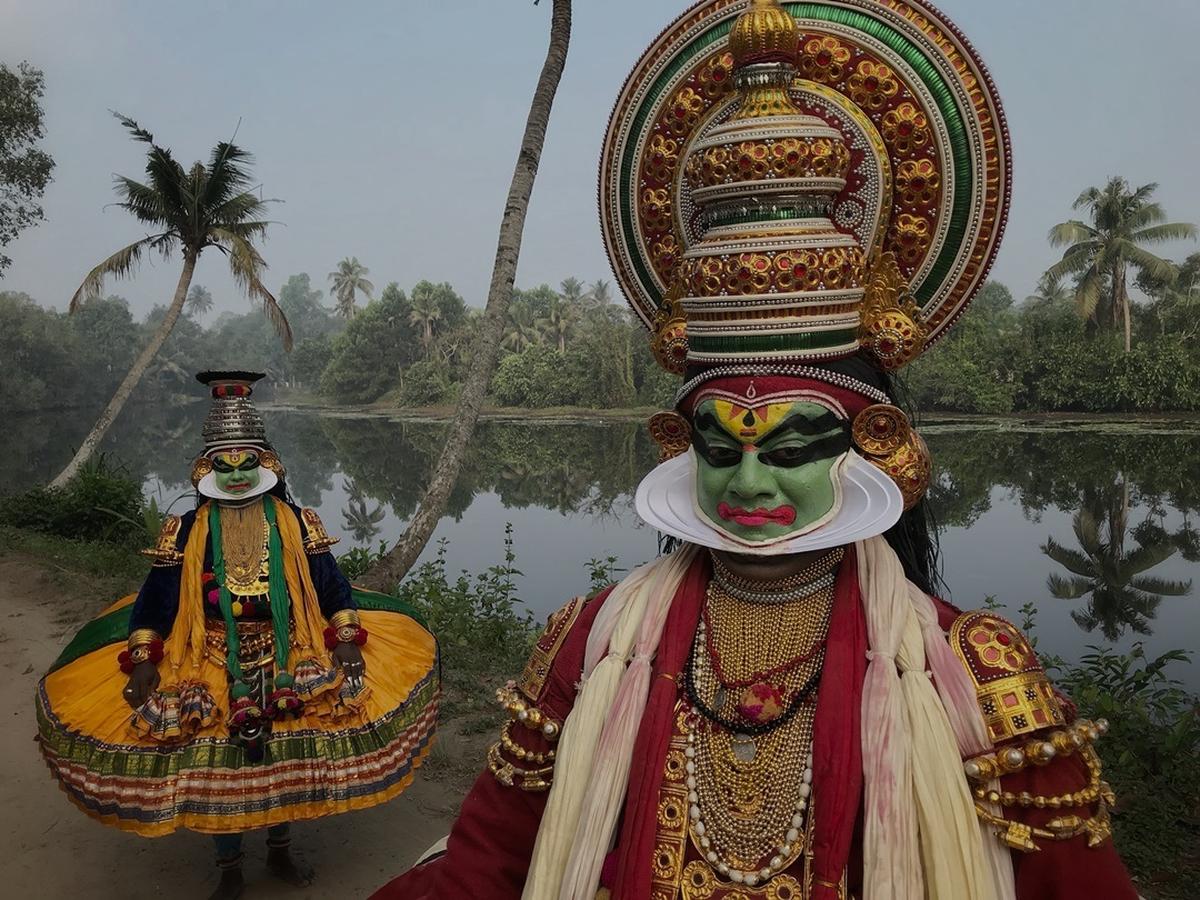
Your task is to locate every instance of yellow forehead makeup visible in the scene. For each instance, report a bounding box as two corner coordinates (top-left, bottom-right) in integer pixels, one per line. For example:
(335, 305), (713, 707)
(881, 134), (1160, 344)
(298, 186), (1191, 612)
(711, 399), (797, 444)
(214, 450), (252, 466)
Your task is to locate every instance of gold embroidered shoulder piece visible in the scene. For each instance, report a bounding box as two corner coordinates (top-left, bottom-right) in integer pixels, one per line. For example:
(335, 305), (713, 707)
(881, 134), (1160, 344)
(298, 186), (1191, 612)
(300, 508), (339, 555)
(140, 515), (184, 567)
(950, 610), (1066, 743)
(517, 595), (586, 702)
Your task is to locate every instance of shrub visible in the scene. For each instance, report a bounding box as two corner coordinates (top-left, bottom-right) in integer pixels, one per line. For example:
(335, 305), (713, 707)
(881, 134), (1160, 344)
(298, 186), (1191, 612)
(0, 455), (146, 543)
(396, 359), (454, 407)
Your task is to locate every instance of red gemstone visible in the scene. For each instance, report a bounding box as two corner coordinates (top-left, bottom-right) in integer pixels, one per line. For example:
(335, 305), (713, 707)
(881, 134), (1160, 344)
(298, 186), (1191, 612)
(865, 76), (879, 91)
(997, 632), (1012, 646)
(817, 50), (832, 66)
(899, 122), (913, 136)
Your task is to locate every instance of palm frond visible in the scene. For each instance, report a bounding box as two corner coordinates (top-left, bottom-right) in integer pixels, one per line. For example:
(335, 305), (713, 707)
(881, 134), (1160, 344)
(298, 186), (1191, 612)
(210, 227), (293, 350)
(1122, 244), (1179, 281)
(1048, 221), (1098, 247)
(1129, 575), (1192, 597)
(113, 176), (170, 227)
(1047, 572), (1092, 600)
(203, 141), (255, 208)
(208, 191), (272, 228)
(111, 110), (154, 144)
(1123, 539), (1178, 574)
(1131, 222), (1199, 245)
(1042, 536), (1095, 577)
(68, 236), (162, 312)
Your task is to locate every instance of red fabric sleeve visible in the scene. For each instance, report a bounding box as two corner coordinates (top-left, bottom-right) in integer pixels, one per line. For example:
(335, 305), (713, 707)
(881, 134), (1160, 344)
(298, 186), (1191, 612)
(1002, 753), (1139, 900)
(368, 590), (611, 900)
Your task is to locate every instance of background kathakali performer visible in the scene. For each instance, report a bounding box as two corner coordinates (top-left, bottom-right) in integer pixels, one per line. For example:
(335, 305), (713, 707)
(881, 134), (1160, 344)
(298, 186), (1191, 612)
(372, 1), (1138, 899)
(35, 371), (440, 900)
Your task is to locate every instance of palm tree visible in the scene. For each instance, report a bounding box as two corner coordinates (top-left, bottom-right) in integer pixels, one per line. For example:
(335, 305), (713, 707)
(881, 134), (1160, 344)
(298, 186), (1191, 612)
(358, 0), (572, 590)
(186, 284), (214, 319)
(588, 278), (612, 307)
(342, 479), (386, 545)
(328, 257), (374, 320)
(1024, 274), (1072, 310)
(502, 299), (541, 353)
(541, 293), (575, 351)
(1043, 480), (1191, 641)
(1046, 177), (1196, 352)
(51, 113), (290, 488)
(409, 289), (442, 356)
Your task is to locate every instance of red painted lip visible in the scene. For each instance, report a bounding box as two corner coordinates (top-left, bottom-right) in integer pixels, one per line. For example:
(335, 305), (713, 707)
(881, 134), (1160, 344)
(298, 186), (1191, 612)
(226, 482), (251, 492)
(717, 502), (797, 527)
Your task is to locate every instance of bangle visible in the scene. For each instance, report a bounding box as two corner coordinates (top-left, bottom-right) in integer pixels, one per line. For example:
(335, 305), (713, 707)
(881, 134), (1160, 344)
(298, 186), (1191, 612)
(329, 610), (361, 630)
(323, 622), (368, 650)
(119, 631), (164, 674)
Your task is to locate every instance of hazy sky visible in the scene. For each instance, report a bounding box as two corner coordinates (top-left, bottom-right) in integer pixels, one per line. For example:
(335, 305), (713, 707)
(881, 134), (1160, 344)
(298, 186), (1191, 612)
(2, 0), (1198, 321)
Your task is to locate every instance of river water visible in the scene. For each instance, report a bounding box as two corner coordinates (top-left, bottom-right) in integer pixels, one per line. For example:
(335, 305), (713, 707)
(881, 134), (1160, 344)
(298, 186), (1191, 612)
(9, 403), (1200, 689)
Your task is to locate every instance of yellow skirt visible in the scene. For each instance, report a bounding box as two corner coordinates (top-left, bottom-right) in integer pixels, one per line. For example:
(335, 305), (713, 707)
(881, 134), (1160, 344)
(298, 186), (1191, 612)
(36, 590), (439, 837)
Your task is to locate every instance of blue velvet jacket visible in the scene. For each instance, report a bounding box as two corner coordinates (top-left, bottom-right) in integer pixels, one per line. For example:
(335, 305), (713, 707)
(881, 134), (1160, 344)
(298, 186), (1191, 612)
(128, 501), (354, 637)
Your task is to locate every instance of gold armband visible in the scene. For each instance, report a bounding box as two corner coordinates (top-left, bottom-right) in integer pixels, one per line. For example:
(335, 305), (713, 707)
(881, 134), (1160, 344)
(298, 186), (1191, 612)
(140, 516), (184, 567)
(301, 508), (339, 555)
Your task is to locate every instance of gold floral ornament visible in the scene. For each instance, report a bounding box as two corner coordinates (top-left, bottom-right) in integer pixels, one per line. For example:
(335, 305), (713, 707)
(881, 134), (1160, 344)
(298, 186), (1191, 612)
(650, 284), (690, 375)
(858, 251), (929, 369)
(847, 60), (899, 111)
(259, 449), (285, 479)
(799, 35), (851, 83)
(648, 411), (692, 462)
(190, 455), (213, 488)
(851, 404), (931, 509)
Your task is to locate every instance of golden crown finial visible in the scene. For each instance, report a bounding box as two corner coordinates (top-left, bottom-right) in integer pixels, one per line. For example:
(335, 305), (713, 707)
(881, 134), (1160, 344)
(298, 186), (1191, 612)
(729, 0), (799, 69)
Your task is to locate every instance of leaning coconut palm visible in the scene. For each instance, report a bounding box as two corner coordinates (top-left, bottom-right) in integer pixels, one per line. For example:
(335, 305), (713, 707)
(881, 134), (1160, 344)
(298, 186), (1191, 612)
(328, 256), (374, 319)
(1043, 480), (1192, 641)
(359, 0), (571, 591)
(51, 113), (290, 488)
(1046, 177), (1196, 352)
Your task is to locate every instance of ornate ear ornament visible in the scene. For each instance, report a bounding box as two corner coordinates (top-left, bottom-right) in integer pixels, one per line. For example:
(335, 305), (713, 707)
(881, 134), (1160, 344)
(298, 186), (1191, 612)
(259, 450), (286, 478)
(859, 252), (928, 371)
(649, 282), (689, 375)
(190, 456), (213, 488)
(648, 411), (692, 462)
(851, 404), (931, 510)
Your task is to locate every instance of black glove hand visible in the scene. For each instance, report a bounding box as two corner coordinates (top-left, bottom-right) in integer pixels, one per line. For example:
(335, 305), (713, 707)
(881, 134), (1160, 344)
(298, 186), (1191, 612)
(332, 641), (366, 678)
(123, 661), (160, 709)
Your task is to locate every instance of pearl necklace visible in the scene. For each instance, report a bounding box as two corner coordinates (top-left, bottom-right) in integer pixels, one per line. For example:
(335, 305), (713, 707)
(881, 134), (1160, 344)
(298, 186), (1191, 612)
(685, 720), (814, 886)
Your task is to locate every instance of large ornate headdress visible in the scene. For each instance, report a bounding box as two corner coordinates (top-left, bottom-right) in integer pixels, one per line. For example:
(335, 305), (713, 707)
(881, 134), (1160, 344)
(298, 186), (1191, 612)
(600, 0), (1010, 520)
(189, 371), (286, 501)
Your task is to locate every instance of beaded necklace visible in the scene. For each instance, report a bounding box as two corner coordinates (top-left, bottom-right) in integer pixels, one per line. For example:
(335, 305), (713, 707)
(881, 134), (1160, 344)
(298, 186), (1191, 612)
(683, 551), (838, 887)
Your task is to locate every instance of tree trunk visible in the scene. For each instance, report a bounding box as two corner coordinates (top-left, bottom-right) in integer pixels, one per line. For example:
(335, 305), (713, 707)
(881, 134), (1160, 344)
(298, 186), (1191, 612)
(50, 252), (198, 488)
(358, 0), (572, 591)
(1116, 263), (1131, 353)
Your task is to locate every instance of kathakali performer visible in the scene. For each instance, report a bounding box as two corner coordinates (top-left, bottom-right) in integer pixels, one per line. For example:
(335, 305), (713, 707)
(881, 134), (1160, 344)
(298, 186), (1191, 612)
(36, 372), (439, 899)
(374, 1), (1137, 899)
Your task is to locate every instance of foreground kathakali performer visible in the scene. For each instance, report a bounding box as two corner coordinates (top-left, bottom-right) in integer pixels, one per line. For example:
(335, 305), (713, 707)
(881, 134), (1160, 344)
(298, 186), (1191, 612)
(374, 1), (1137, 899)
(36, 372), (439, 899)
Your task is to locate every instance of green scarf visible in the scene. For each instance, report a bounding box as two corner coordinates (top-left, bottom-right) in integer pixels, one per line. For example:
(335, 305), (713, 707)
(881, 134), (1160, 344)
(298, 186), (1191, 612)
(209, 499), (292, 684)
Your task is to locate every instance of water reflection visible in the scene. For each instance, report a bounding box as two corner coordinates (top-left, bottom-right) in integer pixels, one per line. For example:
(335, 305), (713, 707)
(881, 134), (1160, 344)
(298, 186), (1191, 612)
(4, 407), (1198, 684)
(1043, 480), (1192, 641)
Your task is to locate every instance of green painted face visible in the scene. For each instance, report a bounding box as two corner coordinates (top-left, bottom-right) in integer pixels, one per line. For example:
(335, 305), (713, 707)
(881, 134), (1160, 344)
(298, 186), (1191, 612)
(691, 397), (850, 543)
(212, 449), (262, 496)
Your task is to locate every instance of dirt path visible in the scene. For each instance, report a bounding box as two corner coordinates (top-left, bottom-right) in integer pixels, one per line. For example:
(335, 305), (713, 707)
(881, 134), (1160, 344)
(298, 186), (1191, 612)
(0, 553), (461, 899)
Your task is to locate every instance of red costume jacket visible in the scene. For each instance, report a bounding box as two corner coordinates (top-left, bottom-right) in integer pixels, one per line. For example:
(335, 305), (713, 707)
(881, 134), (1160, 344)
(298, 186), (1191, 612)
(373, 554), (1138, 900)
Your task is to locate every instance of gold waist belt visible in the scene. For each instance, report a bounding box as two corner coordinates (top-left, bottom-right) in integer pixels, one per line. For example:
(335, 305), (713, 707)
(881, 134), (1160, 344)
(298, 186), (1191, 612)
(204, 619), (292, 672)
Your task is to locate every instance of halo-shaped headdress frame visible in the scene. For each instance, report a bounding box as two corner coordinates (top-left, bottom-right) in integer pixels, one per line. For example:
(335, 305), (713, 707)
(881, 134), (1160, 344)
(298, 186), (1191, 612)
(599, 0), (1011, 363)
